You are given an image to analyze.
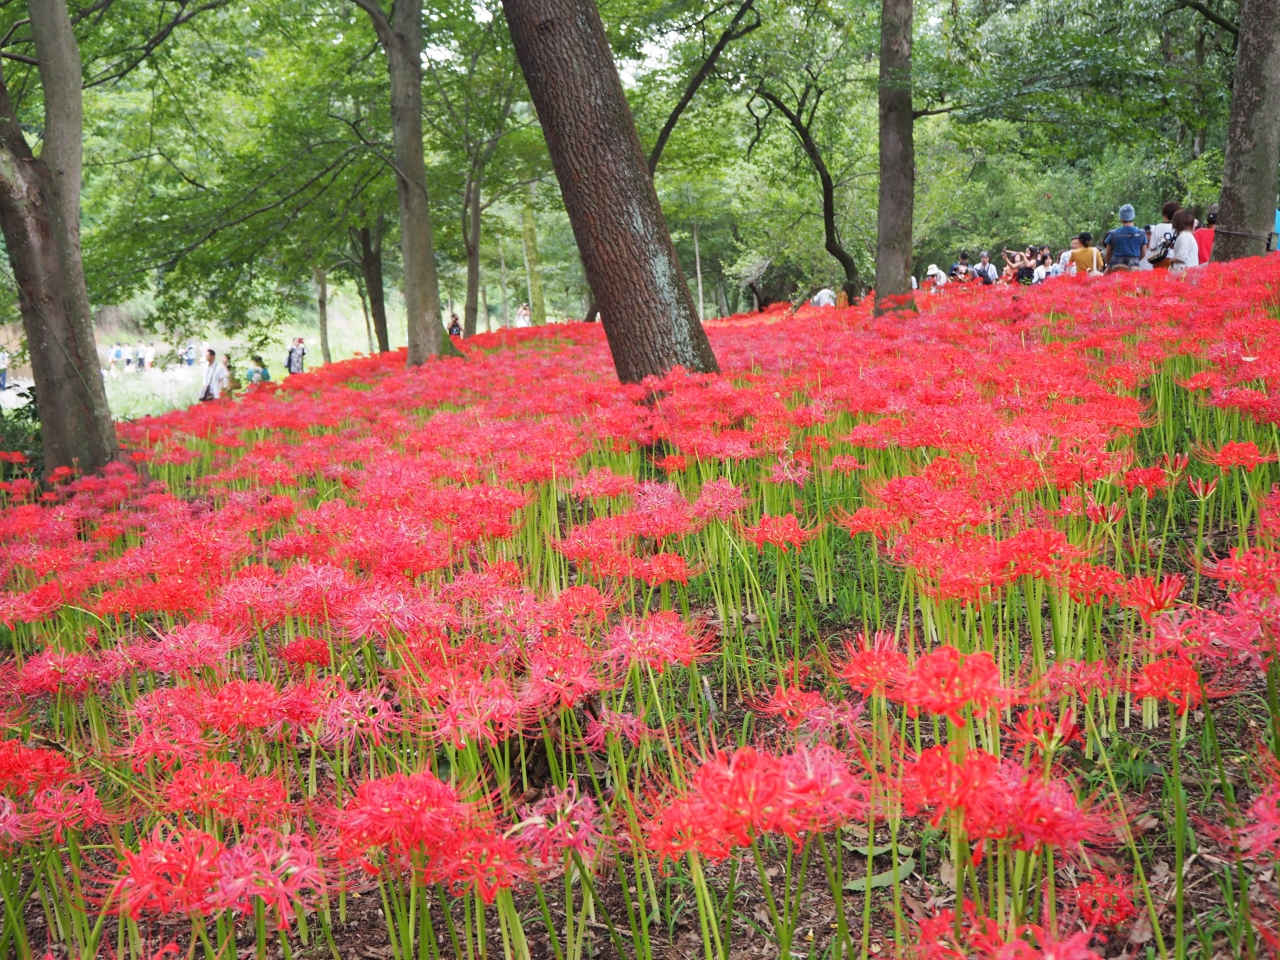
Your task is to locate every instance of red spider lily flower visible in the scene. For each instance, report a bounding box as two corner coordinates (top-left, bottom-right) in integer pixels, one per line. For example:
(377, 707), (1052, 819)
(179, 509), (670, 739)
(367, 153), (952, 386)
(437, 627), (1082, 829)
(1196, 440), (1277, 473)
(632, 551), (700, 586)
(522, 635), (608, 711)
(653, 453), (686, 472)
(434, 676), (520, 749)
(1187, 475), (1218, 499)
(111, 825), (226, 919)
(135, 622), (249, 676)
(582, 709), (651, 751)
(0, 796), (30, 847)
(1123, 574), (1185, 624)
(1131, 656), (1203, 715)
(1122, 465), (1167, 496)
(1074, 872), (1137, 927)
(605, 610), (715, 673)
(0, 738), (72, 794)
(829, 454), (868, 473)
(693, 478), (748, 521)
(896, 646), (1013, 726)
(1039, 659), (1118, 700)
(740, 513), (821, 552)
(572, 467), (638, 500)
(1008, 775), (1111, 852)
(215, 829), (325, 929)
(335, 770), (473, 872)
(838, 630), (908, 697)
(32, 779), (105, 841)
(199, 679), (286, 736)
(754, 683), (830, 730)
(162, 760), (289, 828)
(515, 780), (602, 864)
(1011, 708), (1082, 760)
(1064, 563), (1127, 606)
(443, 828), (531, 902)
(278, 635), (331, 668)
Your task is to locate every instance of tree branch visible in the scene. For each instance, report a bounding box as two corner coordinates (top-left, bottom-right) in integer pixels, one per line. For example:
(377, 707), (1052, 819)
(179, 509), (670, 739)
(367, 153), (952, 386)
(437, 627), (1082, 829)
(647, 0), (759, 174)
(348, 0), (394, 49)
(1168, 0), (1238, 34)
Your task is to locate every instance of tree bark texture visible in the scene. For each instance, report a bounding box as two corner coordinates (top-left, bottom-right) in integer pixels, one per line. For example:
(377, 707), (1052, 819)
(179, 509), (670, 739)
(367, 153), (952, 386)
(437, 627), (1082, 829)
(0, 7), (116, 475)
(521, 181), (547, 326)
(502, 0), (719, 382)
(499, 245), (510, 327)
(1214, 0), (1280, 262)
(357, 278), (375, 354)
(351, 0), (445, 364)
(314, 267), (331, 364)
(874, 0), (915, 309)
(759, 89), (860, 296)
(463, 171), (483, 337)
(357, 219), (391, 352)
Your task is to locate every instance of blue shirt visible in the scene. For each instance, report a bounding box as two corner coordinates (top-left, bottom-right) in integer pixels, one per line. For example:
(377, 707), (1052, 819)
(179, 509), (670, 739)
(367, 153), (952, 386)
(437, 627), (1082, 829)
(1105, 225), (1146, 259)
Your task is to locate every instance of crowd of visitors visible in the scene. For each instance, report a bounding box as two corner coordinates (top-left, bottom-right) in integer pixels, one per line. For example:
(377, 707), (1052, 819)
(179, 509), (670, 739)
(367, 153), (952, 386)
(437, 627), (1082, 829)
(922, 200), (1218, 292)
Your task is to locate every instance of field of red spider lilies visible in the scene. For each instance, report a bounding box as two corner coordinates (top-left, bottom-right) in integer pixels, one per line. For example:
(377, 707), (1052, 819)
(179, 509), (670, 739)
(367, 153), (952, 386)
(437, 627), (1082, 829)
(4, 261), (1280, 960)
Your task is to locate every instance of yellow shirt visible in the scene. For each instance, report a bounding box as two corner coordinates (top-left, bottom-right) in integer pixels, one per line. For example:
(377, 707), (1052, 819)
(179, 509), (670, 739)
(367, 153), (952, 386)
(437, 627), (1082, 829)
(1069, 246), (1103, 273)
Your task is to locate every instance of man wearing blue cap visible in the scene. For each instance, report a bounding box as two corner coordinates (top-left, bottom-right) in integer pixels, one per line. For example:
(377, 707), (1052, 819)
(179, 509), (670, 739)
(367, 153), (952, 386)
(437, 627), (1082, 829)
(1103, 204), (1149, 272)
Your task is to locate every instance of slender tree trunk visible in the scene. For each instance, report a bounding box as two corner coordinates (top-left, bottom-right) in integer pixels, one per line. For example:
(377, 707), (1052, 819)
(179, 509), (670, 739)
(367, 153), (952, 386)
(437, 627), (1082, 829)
(463, 170), (483, 337)
(481, 285), (490, 333)
(314, 267), (331, 364)
(358, 219), (391, 352)
(502, 0), (719, 381)
(1214, 0), (1280, 262)
(874, 0), (915, 310)
(499, 245), (509, 327)
(521, 181), (547, 325)
(692, 218), (704, 322)
(760, 89), (860, 297)
(0, 2), (116, 475)
(357, 277), (375, 354)
(351, 0), (447, 363)
(717, 280), (730, 318)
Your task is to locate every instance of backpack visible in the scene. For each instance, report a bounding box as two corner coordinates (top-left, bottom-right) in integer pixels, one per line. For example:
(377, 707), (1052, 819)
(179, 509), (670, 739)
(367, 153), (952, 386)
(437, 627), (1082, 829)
(1148, 231), (1176, 266)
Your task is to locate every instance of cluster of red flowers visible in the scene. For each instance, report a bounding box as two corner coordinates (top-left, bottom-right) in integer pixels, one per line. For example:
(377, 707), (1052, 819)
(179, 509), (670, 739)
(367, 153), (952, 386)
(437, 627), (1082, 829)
(1, 259), (1280, 956)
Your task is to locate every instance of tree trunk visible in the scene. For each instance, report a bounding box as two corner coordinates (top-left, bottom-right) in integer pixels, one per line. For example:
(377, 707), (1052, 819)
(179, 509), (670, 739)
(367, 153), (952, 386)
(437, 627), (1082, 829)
(874, 0), (915, 310)
(0, 3), (116, 475)
(502, 0), (719, 382)
(314, 267), (331, 364)
(521, 181), (547, 326)
(351, 0), (446, 363)
(481, 285), (490, 333)
(358, 218), (391, 352)
(692, 218), (704, 322)
(357, 277), (375, 354)
(463, 170), (483, 337)
(499, 245), (510, 328)
(1214, 0), (1280, 262)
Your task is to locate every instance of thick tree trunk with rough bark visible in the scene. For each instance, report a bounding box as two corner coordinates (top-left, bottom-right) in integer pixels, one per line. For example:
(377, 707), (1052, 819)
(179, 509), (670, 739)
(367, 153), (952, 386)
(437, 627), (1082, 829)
(351, 0), (445, 364)
(463, 172), (483, 337)
(0, 2), (116, 475)
(502, 0), (719, 381)
(521, 182), (547, 326)
(875, 0), (915, 310)
(356, 220), (391, 352)
(314, 267), (331, 364)
(1214, 0), (1280, 262)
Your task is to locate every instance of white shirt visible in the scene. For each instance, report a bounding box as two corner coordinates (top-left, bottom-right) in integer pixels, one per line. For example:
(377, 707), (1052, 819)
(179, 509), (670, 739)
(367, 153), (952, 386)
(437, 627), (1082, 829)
(201, 361), (228, 399)
(1033, 263), (1048, 283)
(1150, 222), (1175, 254)
(1170, 231), (1200, 275)
(810, 288), (837, 307)
(514, 307), (531, 328)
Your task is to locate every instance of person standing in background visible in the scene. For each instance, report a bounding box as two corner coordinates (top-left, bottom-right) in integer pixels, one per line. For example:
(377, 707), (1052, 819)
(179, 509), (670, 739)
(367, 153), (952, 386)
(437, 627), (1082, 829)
(286, 338), (307, 375)
(199, 349), (228, 401)
(144, 342), (156, 370)
(1069, 233), (1104, 275)
(0, 347), (10, 391)
(1195, 204), (1218, 264)
(134, 341), (146, 372)
(1148, 201), (1180, 270)
(1169, 209), (1200, 276)
(514, 303), (531, 328)
(1104, 205), (1148, 272)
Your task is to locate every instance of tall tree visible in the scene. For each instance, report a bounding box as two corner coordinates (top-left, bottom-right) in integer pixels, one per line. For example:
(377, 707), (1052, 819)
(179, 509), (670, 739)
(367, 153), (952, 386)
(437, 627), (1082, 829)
(353, 218), (392, 352)
(501, 0), (718, 381)
(351, 0), (448, 364)
(875, 0), (914, 308)
(0, 0), (116, 474)
(1212, 0), (1280, 262)
(521, 182), (547, 326)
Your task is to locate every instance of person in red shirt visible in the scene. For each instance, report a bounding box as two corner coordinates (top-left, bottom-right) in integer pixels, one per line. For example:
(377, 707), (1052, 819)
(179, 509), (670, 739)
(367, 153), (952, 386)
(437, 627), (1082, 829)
(1194, 203), (1218, 264)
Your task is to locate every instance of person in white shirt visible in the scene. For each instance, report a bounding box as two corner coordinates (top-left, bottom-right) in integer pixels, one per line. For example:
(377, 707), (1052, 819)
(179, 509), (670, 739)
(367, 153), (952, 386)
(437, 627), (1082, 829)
(0, 348), (9, 391)
(514, 303), (532, 328)
(972, 252), (999, 284)
(199, 348), (228, 401)
(144, 342), (156, 369)
(1169, 209), (1201, 276)
(1148, 201), (1179, 269)
(810, 288), (837, 307)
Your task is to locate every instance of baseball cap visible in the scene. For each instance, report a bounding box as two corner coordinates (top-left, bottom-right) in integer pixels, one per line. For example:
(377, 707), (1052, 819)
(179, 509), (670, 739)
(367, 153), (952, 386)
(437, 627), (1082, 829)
(1119, 203), (1136, 222)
